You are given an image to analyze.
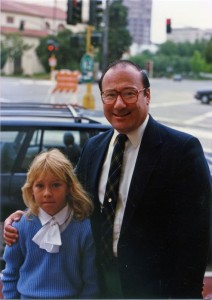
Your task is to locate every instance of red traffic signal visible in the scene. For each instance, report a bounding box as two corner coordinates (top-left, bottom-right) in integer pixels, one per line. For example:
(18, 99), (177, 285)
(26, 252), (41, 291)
(47, 39), (55, 52)
(166, 18), (172, 34)
(47, 39), (59, 56)
(67, 0), (82, 25)
(47, 44), (55, 52)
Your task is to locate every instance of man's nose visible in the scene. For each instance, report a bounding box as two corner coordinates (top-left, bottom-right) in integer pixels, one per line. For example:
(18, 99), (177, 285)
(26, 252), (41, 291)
(114, 94), (127, 108)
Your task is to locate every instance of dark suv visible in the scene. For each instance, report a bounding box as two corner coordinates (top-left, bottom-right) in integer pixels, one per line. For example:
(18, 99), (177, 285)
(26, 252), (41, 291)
(194, 89), (212, 104)
(0, 102), (110, 221)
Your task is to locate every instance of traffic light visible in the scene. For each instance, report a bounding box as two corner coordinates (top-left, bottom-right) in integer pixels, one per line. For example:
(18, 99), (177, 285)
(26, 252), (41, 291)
(89, 0), (103, 27)
(47, 39), (56, 56)
(166, 18), (172, 34)
(91, 32), (102, 46)
(70, 34), (83, 47)
(47, 44), (55, 52)
(54, 42), (60, 52)
(67, 0), (82, 25)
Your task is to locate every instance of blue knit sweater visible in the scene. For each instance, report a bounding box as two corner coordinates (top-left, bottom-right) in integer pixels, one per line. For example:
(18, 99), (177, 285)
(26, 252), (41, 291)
(2, 215), (99, 299)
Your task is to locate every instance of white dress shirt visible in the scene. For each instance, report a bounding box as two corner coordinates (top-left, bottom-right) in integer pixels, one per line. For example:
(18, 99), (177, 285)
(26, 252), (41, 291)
(98, 115), (149, 256)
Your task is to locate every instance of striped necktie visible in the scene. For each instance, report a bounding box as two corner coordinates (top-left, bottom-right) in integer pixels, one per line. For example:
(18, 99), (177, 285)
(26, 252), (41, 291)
(101, 134), (128, 264)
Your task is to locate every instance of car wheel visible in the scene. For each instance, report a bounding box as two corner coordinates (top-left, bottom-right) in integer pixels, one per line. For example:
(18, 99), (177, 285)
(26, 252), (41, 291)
(201, 96), (209, 104)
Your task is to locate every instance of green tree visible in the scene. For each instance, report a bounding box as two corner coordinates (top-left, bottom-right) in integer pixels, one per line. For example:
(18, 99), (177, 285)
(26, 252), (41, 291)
(190, 50), (205, 75)
(158, 41), (178, 56)
(106, 0), (132, 64)
(56, 29), (85, 70)
(1, 33), (31, 74)
(130, 50), (153, 69)
(177, 41), (192, 57)
(36, 29), (86, 72)
(205, 39), (212, 64)
(130, 39), (212, 78)
(0, 41), (8, 69)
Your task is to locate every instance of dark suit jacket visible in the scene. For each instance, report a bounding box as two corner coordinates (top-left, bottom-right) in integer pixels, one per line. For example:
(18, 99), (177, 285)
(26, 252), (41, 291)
(76, 115), (211, 299)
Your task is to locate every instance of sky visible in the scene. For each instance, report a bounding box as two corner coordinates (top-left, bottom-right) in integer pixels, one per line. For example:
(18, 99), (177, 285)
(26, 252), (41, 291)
(151, 0), (212, 43)
(10, 0), (212, 44)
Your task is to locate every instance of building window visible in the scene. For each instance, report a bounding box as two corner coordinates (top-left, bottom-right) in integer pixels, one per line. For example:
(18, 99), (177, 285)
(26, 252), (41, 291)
(45, 22), (50, 30)
(7, 16), (14, 24)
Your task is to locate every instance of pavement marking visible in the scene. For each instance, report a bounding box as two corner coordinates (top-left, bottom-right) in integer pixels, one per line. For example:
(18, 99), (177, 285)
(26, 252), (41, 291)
(184, 111), (212, 125)
(170, 126), (212, 139)
(19, 79), (52, 85)
(156, 116), (212, 130)
(155, 117), (212, 152)
(151, 100), (193, 108)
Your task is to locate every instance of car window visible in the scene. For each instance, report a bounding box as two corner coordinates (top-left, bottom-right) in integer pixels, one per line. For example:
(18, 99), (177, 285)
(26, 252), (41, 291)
(42, 129), (81, 152)
(18, 128), (105, 172)
(21, 130), (43, 171)
(1, 126), (108, 174)
(0, 131), (27, 172)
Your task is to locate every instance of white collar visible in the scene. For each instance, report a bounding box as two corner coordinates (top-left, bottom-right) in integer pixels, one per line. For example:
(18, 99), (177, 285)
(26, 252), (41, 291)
(38, 205), (71, 227)
(113, 114), (149, 148)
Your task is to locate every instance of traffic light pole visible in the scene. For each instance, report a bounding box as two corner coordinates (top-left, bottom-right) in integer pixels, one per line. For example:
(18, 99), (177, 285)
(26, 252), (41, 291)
(82, 25), (95, 109)
(48, 53), (57, 80)
(102, 0), (109, 71)
(86, 25), (94, 53)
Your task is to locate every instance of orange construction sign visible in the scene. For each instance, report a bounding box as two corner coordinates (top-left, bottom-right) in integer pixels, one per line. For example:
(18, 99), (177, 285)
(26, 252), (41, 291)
(52, 70), (80, 93)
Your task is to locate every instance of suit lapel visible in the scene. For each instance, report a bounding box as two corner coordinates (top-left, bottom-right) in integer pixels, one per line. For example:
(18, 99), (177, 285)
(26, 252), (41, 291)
(89, 130), (114, 203)
(120, 116), (163, 235)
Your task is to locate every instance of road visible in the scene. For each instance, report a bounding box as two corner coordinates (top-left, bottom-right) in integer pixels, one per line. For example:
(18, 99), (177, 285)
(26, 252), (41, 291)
(1, 76), (212, 153)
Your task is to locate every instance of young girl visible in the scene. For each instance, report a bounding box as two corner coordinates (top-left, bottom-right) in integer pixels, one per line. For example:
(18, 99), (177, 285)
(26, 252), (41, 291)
(2, 149), (99, 299)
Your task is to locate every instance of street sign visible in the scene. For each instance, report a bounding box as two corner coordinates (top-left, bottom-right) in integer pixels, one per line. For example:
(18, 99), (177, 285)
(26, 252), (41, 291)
(48, 56), (57, 67)
(80, 53), (94, 83)
(82, 72), (93, 83)
(80, 53), (94, 73)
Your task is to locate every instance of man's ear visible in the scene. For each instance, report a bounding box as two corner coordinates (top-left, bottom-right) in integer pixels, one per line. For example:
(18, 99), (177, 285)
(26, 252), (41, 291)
(145, 88), (151, 105)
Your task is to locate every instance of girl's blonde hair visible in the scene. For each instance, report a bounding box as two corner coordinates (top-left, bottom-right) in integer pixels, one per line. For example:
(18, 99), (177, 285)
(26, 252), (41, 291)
(22, 148), (93, 220)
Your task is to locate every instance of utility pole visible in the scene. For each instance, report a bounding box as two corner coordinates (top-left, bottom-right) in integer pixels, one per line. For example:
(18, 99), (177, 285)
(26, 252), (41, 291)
(102, 0), (109, 71)
(82, 25), (95, 109)
(86, 25), (94, 54)
(53, 0), (57, 35)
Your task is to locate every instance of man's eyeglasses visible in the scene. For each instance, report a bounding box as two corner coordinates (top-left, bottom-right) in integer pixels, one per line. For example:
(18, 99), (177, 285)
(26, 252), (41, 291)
(101, 88), (146, 104)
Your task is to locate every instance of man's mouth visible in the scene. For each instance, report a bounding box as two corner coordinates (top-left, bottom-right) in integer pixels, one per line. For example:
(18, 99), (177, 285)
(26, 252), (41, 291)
(113, 111), (130, 117)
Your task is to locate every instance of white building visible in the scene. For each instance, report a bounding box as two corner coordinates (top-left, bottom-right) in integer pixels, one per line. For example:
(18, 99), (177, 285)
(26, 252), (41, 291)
(167, 27), (212, 43)
(0, 0), (72, 75)
(123, 0), (152, 46)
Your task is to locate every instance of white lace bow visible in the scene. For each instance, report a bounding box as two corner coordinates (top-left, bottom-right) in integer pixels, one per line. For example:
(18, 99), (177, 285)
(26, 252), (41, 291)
(32, 205), (72, 253)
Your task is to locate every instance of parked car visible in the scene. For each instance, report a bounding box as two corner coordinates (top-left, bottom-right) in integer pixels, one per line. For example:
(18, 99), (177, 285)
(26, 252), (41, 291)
(194, 89), (212, 104)
(0, 101), (111, 269)
(173, 74), (182, 81)
(0, 102), (110, 221)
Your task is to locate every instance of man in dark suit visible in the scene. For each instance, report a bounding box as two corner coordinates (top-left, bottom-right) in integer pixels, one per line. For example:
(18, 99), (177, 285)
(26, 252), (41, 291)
(76, 60), (211, 299)
(4, 60), (211, 299)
